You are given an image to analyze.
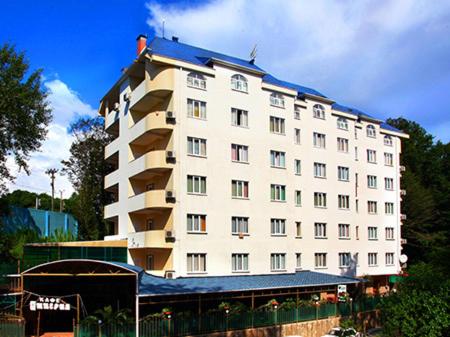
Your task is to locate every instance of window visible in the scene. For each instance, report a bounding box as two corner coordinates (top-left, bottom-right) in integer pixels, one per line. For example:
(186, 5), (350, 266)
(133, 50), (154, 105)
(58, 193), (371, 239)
(315, 253), (327, 268)
(270, 92), (285, 108)
(368, 227), (378, 240)
(314, 192), (327, 208)
(187, 137), (207, 157)
(187, 72), (206, 89)
(294, 159), (302, 175)
(231, 144), (249, 163)
(187, 175), (206, 195)
(270, 150), (286, 168)
(368, 253), (378, 266)
(337, 117), (348, 130)
(356, 226), (359, 240)
(384, 153), (394, 166)
(232, 180), (249, 198)
(295, 190), (302, 206)
(314, 223), (327, 238)
(271, 184), (286, 202)
(146, 255), (154, 270)
(354, 127), (358, 139)
(338, 166), (350, 181)
(385, 227), (394, 240)
(385, 178), (394, 190)
(271, 218), (286, 235)
(231, 108), (248, 127)
(187, 214), (206, 233)
(386, 253), (394, 266)
(314, 162), (326, 178)
(366, 125), (376, 138)
(384, 135), (393, 146)
(339, 253), (351, 268)
(270, 253), (286, 271)
(232, 217), (249, 234)
(367, 149), (377, 163)
(337, 137), (349, 153)
(355, 146), (358, 161)
(270, 116), (285, 134)
(294, 128), (301, 144)
(313, 104), (325, 119)
(338, 224), (350, 239)
(294, 105), (301, 119)
(313, 132), (326, 148)
(338, 195), (350, 209)
(368, 201), (377, 214)
(385, 202), (394, 215)
(367, 175), (377, 189)
(187, 253), (206, 272)
(231, 74), (248, 92)
(232, 254), (249, 272)
(296, 253), (302, 269)
(187, 99), (206, 119)
(146, 219), (154, 231)
(295, 222), (302, 237)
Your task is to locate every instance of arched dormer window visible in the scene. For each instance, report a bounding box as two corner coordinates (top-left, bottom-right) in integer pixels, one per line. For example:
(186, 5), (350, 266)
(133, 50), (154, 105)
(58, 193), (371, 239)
(231, 74), (248, 93)
(384, 135), (393, 146)
(313, 104), (325, 119)
(270, 92), (285, 108)
(337, 117), (348, 130)
(367, 124), (376, 138)
(187, 72), (206, 89)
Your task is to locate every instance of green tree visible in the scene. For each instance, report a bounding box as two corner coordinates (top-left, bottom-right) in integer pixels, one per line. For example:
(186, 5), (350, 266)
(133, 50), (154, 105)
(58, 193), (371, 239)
(380, 263), (450, 337)
(0, 44), (52, 195)
(62, 117), (113, 240)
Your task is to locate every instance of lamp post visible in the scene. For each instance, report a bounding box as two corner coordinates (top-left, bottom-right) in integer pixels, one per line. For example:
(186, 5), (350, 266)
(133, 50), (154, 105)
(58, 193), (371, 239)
(350, 298), (353, 317)
(98, 319), (102, 337)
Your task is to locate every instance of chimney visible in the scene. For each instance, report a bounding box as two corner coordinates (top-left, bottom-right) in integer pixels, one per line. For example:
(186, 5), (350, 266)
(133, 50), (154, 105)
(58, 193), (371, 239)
(136, 34), (147, 56)
(172, 36), (179, 42)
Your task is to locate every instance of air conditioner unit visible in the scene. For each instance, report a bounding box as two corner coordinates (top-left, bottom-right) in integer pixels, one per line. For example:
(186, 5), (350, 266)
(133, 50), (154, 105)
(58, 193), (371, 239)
(166, 151), (176, 160)
(165, 190), (175, 199)
(238, 232), (244, 239)
(113, 102), (120, 111)
(124, 92), (131, 102)
(399, 165), (406, 172)
(400, 214), (407, 220)
(166, 111), (175, 119)
(165, 270), (175, 279)
(165, 230), (175, 240)
(400, 189), (407, 196)
(401, 238), (407, 245)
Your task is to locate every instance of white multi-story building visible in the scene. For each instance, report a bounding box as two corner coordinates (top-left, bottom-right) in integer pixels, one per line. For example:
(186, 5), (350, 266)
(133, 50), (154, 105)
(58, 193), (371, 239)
(100, 35), (408, 281)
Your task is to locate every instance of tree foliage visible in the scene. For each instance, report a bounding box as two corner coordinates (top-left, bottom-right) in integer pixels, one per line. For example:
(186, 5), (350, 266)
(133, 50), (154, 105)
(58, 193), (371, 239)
(380, 263), (450, 337)
(62, 117), (113, 240)
(0, 44), (52, 194)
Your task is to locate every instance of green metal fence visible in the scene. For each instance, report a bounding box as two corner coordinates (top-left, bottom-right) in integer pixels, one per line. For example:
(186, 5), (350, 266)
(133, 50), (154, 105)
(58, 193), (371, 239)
(74, 322), (135, 337)
(0, 317), (25, 337)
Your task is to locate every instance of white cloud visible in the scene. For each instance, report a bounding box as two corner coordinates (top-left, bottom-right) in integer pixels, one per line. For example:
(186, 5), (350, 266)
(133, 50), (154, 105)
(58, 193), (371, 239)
(147, 0), (450, 141)
(6, 78), (97, 198)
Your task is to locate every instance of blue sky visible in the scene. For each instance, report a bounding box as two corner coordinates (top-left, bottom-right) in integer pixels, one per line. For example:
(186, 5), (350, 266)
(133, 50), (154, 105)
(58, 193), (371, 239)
(1, 0), (450, 195)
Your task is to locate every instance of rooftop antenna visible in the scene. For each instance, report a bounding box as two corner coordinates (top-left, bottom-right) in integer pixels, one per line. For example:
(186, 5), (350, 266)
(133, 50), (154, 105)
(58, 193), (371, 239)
(162, 20), (165, 39)
(250, 44), (257, 64)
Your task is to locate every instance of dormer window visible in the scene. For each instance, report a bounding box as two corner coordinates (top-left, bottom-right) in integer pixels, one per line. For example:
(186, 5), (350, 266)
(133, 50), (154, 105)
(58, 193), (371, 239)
(367, 125), (376, 138)
(313, 104), (325, 119)
(337, 117), (348, 130)
(270, 92), (285, 108)
(384, 135), (393, 146)
(231, 74), (248, 93)
(187, 72), (206, 90)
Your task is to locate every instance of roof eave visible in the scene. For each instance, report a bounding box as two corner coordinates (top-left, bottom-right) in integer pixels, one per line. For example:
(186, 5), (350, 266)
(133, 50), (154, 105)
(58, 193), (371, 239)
(302, 93), (335, 104)
(206, 57), (266, 76)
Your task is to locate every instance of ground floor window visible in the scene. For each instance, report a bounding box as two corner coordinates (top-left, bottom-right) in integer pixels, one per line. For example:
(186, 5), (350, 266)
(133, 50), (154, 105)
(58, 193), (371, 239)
(187, 253), (206, 272)
(270, 253), (286, 271)
(315, 253), (327, 268)
(232, 253), (249, 272)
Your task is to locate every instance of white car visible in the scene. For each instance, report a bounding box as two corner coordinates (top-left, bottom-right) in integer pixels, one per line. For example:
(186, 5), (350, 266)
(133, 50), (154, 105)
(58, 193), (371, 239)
(321, 327), (360, 337)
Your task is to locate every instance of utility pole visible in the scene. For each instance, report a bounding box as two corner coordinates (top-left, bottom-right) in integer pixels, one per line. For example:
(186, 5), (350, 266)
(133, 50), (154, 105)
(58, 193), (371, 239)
(59, 190), (64, 212)
(45, 168), (58, 211)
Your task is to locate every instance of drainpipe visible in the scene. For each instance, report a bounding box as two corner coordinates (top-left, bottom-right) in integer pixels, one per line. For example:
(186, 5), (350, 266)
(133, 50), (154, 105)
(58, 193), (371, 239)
(136, 275), (140, 337)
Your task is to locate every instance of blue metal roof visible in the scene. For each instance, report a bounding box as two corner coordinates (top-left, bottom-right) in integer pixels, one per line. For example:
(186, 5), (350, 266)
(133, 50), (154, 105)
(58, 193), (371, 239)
(138, 270), (361, 297)
(380, 122), (402, 132)
(147, 37), (405, 135)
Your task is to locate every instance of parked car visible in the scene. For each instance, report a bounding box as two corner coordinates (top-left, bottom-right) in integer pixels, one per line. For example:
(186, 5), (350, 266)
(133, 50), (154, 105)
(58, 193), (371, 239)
(321, 327), (360, 337)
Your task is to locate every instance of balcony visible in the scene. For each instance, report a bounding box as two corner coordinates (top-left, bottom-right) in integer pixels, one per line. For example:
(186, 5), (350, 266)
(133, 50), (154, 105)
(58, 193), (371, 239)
(129, 68), (174, 113)
(104, 169), (120, 190)
(128, 150), (174, 180)
(128, 190), (175, 213)
(128, 230), (174, 249)
(104, 201), (119, 219)
(104, 137), (120, 160)
(129, 111), (174, 146)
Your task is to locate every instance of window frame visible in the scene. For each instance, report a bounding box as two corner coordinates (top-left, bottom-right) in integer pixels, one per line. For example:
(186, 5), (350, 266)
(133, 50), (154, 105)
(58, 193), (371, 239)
(187, 175), (207, 195)
(187, 214), (207, 233)
(270, 92), (285, 108)
(232, 180), (249, 199)
(187, 98), (207, 119)
(313, 104), (325, 119)
(187, 72), (206, 90)
(231, 74), (248, 93)
(187, 136), (207, 157)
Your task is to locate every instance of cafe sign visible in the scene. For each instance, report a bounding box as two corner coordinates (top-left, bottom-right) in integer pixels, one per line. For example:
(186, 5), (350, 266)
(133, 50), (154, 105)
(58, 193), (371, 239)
(30, 297), (71, 311)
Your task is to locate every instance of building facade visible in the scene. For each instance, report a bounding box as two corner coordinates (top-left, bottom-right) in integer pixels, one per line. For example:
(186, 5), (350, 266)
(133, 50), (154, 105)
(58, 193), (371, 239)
(100, 35), (408, 280)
